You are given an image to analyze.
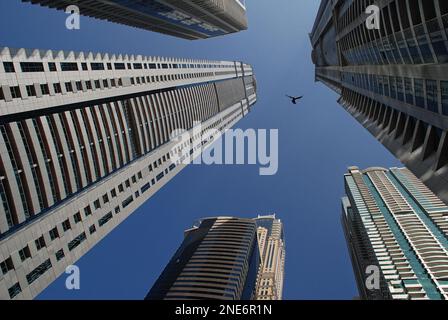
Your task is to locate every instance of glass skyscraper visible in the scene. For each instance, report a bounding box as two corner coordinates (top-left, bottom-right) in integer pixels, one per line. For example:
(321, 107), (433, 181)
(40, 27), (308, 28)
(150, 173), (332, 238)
(0, 46), (257, 299)
(311, 0), (448, 204)
(343, 166), (448, 300)
(146, 215), (285, 300)
(23, 0), (248, 40)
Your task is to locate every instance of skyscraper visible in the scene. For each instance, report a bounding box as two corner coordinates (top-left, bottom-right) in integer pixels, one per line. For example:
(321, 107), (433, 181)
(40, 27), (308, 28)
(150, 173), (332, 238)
(146, 217), (261, 300)
(0, 46), (257, 300)
(23, 0), (248, 40)
(342, 166), (448, 300)
(146, 215), (285, 300)
(311, 0), (448, 204)
(254, 215), (285, 300)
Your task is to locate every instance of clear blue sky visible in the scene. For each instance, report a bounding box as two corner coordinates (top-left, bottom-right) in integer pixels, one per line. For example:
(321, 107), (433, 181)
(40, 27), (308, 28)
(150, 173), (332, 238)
(0, 0), (401, 300)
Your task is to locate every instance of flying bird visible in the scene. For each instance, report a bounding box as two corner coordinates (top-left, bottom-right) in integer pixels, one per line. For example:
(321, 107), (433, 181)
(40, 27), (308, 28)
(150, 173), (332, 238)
(286, 95), (303, 105)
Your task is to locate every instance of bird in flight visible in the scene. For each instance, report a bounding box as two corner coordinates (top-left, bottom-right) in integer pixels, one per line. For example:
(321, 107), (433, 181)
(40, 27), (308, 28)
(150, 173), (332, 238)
(286, 95), (303, 104)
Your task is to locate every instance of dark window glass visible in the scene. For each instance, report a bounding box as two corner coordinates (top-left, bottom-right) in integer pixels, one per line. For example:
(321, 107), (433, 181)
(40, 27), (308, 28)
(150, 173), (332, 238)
(26, 85), (36, 97)
(49, 227), (59, 240)
(62, 219), (71, 231)
(114, 63), (125, 70)
(60, 62), (78, 71)
(441, 81), (448, 116)
(91, 63), (104, 71)
(40, 84), (49, 95)
(53, 83), (62, 94)
(35, 236), (46, 250)
(81, 63), (88, 71)
(10, 86), (21, 99)
(48, 62), (57, 72)
(3, 62), (15, 73)
(20, 62), (44, 72)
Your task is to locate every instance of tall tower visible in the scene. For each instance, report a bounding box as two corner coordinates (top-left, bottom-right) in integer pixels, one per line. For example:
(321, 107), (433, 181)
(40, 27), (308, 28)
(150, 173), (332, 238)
(0, 46), (257, 299)
(146, 217), (261, 300)
(342, 166), (448, 300)
(22, 0), (248, 40)
(254, 215), (285, 300)
(311, 0), (448, 204)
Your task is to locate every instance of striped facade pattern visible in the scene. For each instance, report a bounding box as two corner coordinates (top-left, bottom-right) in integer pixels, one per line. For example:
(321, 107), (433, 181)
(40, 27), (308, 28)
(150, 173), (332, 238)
(343, 167), (448, 300)
(0, 47), (257, 300)
(311, 0), (448, 204)
(254, 215), (285, 300)
(23, 0), (248, 40)
(146, 217), (260, 300)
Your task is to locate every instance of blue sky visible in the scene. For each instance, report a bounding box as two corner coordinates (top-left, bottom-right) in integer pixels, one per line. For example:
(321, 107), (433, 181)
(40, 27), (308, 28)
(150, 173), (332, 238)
(0, 0), (401, 300)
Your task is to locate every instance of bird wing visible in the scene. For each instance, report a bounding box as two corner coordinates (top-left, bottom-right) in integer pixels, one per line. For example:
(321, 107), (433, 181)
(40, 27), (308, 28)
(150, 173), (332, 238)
(286, 95), (294, 99)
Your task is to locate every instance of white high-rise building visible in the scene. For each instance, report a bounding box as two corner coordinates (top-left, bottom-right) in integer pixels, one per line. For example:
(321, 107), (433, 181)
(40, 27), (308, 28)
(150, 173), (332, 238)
(0, 46), (257, 299)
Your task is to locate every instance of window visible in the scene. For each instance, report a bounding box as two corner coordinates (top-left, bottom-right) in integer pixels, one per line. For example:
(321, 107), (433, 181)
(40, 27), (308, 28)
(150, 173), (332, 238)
(137, 171), (143, 180)
(414, 79), (425, 108)
(118, 184), (124, 193)
(441, 81), (448, 116)
(111, 79), (116, 87)
(94, 80), (101, 89)
(55, 249), (65, 261)
(98, 212), (113, 227)
(76, 81), (83, 91)
(115, 206), (121, 214)
(8, 282), (21, 299)
(125, 179), (131, 188)
(3, 62), (15, 73)
(127, 63), (132, 69)
(94, 199), (101, 210)
(20, 62), (44, 72)
(111, 188), (117, 198)
(114, 63), (125, 70)
(10, 86), (21, 99)
(148, 164), (153, 172)
(26, 259), (52, 284)
(89, 225), (97, 234)
(49, 227), (59, 240)
(62, 219), (71, 231)
(65, 82), (73, 92)
(53, 83), (62, 94)
(68, 232), (87, 251)
(85, 81), (92, 90)
(40, 84), (50, 95)
(122, 196), (133, 208)
(84, 205), (92, 217)
(131, 175), (137, 184)
(133, 63), (142, 69)
(74, 212), (82, 223)
(48, 62), (57, 72)
(148, 63), (157, 69)
(1, 257), (14, 275)
(426, 80), (438, 113)
(60, 62), (78, 71)
(35, 236), (46, 251)
(107, 63), (112, 70)
(0, 87), (4, 100)
(103, 79), (108, 88)
(102, 194), (109, 203)
(26, 85), (36, 97)
(81, 63), (88, 71)
(91, 63), (104, 70)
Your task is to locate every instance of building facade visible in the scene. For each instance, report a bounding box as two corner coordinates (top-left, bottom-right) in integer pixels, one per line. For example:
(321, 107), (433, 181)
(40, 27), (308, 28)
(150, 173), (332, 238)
(254, 215), (285, 300)
(146, 215), (285, 300)
(0, 46), (257, 300)
(311, 0), (448, 204)
(146, 217), (261, 300)
(342, 166), (448, 300)
(23, 0), (248, 40)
